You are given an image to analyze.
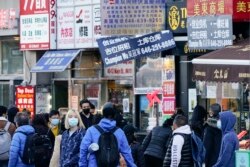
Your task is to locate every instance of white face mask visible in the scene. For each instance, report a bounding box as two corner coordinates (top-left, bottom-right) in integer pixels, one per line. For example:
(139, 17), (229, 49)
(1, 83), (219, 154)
(68, 118), (78, 127)
(217, 120), (222, 129)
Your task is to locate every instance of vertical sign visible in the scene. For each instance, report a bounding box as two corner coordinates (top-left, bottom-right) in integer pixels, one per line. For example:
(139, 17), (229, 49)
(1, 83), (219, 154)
(16, 86), (35, 116)
(93, 4), (101, 47)
(50, 0), (56, 49)
(75, 5), (93, 48)
(20, 0), (50, 50)
(162, 97), (176, 114)
(57, 7), (74, 49)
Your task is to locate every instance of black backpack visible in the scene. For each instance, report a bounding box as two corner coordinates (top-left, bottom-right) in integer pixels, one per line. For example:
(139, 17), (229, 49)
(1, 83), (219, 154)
(94, 125), (119, 167)
(18, 131), (53, 165)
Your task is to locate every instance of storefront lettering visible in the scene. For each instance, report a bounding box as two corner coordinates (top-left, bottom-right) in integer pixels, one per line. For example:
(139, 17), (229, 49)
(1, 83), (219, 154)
(236, 1), (250, 12)
(195, 70), (206, 77)
(239, 73), (250, 78)
(193, 0), (226, 15)
(184, 43), (207, 54)
(0, 8), (16, 29)
(168, 5), (187, 31)
(214, 69), (228, 79)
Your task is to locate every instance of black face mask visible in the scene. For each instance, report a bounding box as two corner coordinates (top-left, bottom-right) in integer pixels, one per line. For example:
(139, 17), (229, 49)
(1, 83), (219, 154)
(82, 108), (90, 115)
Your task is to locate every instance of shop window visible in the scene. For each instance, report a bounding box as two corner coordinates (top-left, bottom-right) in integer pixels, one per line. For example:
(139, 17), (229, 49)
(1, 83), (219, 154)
(74, 52), (102, 78)
(135, 54), (162, 88)
(1, 40), (23, 74)
(0, 82), (9, 107)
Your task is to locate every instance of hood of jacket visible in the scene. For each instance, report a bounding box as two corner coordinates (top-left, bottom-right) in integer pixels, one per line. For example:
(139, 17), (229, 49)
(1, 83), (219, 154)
(173, 125), (192, 135)
(98, 118), (116, 131)
(16, 125), (35, 134)
(219, 111), (236, 135)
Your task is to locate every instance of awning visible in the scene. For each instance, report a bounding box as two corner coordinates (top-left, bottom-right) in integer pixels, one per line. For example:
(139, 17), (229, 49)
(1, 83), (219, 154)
(31, 50), (81, 73)
(192, 39), (250, 83)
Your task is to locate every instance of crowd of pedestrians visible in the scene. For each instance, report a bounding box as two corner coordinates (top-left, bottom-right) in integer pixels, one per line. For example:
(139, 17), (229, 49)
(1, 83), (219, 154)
(0, 101), (240, 167)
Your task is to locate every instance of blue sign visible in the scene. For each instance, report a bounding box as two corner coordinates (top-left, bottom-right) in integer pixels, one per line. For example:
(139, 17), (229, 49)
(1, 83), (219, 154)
(31, 50), (81, 72)
(97, 31), (176, 67)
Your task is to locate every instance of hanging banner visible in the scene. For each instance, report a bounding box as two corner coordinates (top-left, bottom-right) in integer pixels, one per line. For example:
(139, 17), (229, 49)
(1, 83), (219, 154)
(187, 0), (233, 16)
(187, 15), (233, 49)
(97, 30), (176, 67)
(162, 81), (175, 97)
(101, 0), (165, 35)
(15, 86), (35, 116)
(20, 0), (56, 50)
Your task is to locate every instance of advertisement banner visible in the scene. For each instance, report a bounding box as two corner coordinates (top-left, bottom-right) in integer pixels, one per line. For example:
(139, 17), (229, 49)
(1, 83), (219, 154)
(162, 81), (175, 97)
(101, 0), (165, 35)
(57, 7), (74, 49)
(104, 60), (134, 77)
(75, 5), (93, 48)
(187, 0), (233, 16)
(0, 8), (17, 30)
(57, 0), (74, 7)
(93, 4), (101, 47)
(50, 0), (56, 49)
(162, 97), (176, 115)
(166, 0), (187, 33)
(16, 86), (35, 116)
(36, 92), (51, 114)
(187, 15), (233, 49)
(20, 0), (50, 50)
(97, 31), (176, 67)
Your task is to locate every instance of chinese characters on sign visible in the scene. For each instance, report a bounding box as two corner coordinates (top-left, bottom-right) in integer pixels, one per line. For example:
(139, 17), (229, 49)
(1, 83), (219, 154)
(0, 8), (17, 29)
(101, 0), (165, 35)
(187, 0), (233, 16)
(162, 81), (175, 97)
(104, 60), (134, 77)
(97, 31), (176, 67)
(166, 0), (187, 33)
(15, 86), (35, 116)
(162, 97), (176, 115)
(233, 0), (250, 21)
(57, 0), (101, 49)
(187, 15), (233, 49)
(31, 50), (81, 72)
(20, 0), (56, 50)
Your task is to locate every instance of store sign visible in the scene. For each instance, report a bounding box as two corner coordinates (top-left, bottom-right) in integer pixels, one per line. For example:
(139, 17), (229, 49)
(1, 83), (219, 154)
(16, 86), (35, 116)
(97, 31), (176, 67)
(101, 0), (165, 35)
(104, 60), (134, 77)
(20, 0), (56, 50)
(162, 97), (175, 115)
(187, 15), (233, 49)
(162, 81), (175, 97)
(0, 8), (17, 29)
(166, 0), (187, 33)
(57, 2), (101, 49)
(233, 0), (250, 21)
(36, 93), (50, 114)
(187, 0), (233, 16)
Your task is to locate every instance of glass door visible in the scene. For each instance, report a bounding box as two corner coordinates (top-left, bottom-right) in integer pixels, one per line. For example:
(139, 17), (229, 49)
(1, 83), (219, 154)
(0, 81), (10, 107)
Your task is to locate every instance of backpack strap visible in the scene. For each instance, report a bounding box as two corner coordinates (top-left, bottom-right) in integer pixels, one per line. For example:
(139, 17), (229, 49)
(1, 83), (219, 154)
(4, 122), (11, 131)
(94, 125), (105, 134)
(110, 126), (118, 134)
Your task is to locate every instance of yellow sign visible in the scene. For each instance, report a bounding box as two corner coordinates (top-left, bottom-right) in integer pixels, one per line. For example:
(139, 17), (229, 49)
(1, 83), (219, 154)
(168, 5), (187, 31)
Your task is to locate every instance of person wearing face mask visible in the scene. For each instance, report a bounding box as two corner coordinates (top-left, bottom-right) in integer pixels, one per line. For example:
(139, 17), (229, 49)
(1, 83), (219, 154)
(49, 110), (61, 137)
(203, 103), (222, 167)
(79, 99), (94, 129)
(60, 109), (85, 167)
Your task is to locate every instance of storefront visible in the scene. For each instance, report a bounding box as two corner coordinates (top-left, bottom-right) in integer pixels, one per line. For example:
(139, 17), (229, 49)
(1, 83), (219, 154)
(0, 1), (23, 107)
(192, 38), (250, 134)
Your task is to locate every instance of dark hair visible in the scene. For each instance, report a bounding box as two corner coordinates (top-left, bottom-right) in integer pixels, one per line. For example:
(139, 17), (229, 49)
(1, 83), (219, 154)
(0, 105), (7, 116)
(191, 105), (207, 124)
(90, 102), (95, 109)
(7, 107), (19, 123)
(103, 107), (116, 119)
(163, 118), (173, 127)
(175, 108), (184, 115)
(79, 99), (90, 107)
(174, 115), (188, 127)
(42, 113), (50, 123)
(32, 114), (48, 127)
(15, 112), (29, 126)
(49, 110), (60, 118)
(210, 103), (221, 118)
(93, 114), (103, 124)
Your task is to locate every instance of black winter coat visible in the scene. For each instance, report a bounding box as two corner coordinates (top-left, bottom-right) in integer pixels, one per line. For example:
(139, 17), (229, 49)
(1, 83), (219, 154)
(131, 141), (145, 167)
(142, 126), (172, 160)
(203, 123), (222, 167)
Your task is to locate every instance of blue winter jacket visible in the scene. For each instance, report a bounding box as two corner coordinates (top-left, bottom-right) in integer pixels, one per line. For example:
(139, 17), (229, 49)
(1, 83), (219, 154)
(213, 111), (239, 167)
(60, 128), (85, 167)
(79, 118), (136, 167)
(8, 125), (35, 167)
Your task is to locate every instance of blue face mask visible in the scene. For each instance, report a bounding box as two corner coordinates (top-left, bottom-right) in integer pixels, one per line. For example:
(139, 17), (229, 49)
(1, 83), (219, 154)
(51, 118), (59, 126)
(217, 120), (222, 129)
(68, 118), (78, 127)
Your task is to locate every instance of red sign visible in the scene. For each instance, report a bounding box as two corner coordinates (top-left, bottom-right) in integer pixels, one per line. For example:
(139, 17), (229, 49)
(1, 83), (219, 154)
(233, 0), (250, 21)
(187, 0), (233, 16)
(20, 0), (55, 50)
(15, 86), (35, 117)
(162, 81), (175, 97)
(162, 97), (176, 115)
